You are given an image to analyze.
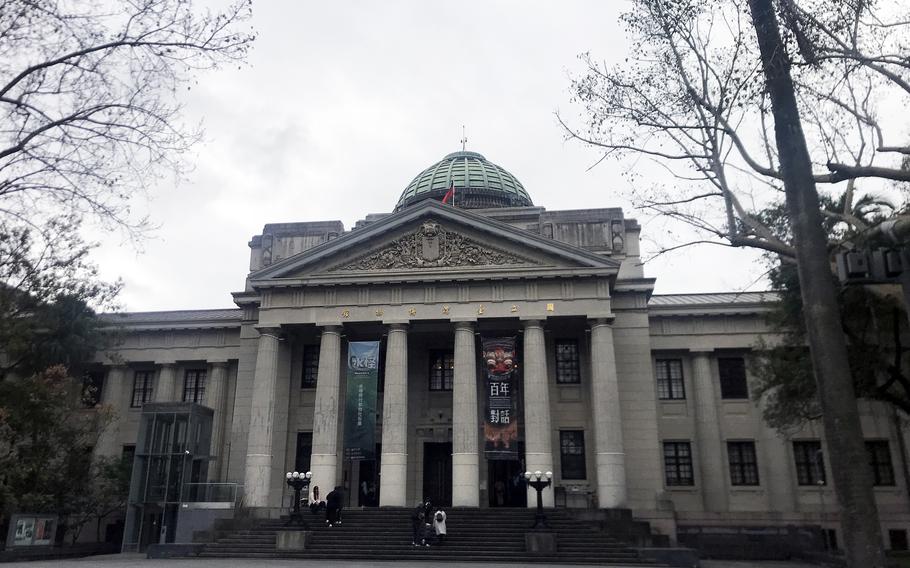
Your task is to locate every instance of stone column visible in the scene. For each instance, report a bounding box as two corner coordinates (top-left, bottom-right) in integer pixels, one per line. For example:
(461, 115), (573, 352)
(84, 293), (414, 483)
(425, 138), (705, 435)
(310, 326), (343, 495)
(154, 363), (177, 402)
(206, 361), (229, 481)
(452, 321), (479, 507)
(95, 366), (127, 457)
(691, 350), (728, 512)
(243, 327), (282, 508)
(380, 324), (408, 506)
(523, 320), (555, 508)
(589, 319), (627, 508)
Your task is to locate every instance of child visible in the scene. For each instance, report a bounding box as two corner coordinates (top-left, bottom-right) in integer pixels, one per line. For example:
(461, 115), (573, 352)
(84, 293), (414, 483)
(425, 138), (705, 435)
(433, 509), (447, 545)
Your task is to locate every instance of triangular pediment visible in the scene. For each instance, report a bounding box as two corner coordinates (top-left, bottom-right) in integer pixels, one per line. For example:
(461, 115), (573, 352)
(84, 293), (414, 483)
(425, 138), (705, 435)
(330, 220), (538, 271)
(249, 200), (620, 286)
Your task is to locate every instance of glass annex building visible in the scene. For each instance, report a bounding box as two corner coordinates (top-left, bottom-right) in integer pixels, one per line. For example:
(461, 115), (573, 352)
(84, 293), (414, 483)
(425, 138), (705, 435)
(91, 151), (910, 552)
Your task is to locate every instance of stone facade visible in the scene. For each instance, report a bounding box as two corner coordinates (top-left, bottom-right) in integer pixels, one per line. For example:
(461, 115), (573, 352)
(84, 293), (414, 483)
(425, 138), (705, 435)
(94, 193), (910, 550)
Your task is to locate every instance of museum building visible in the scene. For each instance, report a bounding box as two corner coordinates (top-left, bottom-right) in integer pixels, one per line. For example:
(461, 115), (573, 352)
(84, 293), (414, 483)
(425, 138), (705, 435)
(90, 150), (910, 551)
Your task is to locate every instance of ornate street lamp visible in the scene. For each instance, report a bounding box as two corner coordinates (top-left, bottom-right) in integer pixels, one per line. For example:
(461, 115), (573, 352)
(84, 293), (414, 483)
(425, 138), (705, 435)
(285, 471), (312, 527)
(524, 470), (553, 529)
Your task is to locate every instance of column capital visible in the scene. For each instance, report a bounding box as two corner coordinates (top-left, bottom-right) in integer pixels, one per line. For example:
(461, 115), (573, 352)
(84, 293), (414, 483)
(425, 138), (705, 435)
(588, 317), (615, 329)
(521, 318), (545, 329)
(209, 360), (229, 369)
(319, 325), (343, 336)
(689, 347), (715, 354)
(386, 323), (408, 333)
(453, 320), (475, 331)
(255, 326), (283, 339)
(157, 361), (177, 368)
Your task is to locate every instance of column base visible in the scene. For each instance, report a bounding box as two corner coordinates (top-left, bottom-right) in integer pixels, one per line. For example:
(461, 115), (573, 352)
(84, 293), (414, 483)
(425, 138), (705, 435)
(379, 453), (407, 507)
(452, 452), (479, 507)
(244, 453), (272, 508)
(309, 453), (338, 496)
(596, 451), (627, 508)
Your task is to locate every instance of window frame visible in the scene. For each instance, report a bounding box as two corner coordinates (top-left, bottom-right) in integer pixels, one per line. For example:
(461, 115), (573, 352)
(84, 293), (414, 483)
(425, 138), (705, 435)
(555, 339), (581, 384)
(301, 344), (320, 389)
(428, 350), (454, 391)
(866, 440), (896, 486)
(663, 441), (695, 487)
(559, 430), (587, 480)
(727, 440), (760, 486)
(130, 370), (154, 408)
(718, 357), (749, 400)
(792, 440), (826, 486)
(182, 368), (207, 403)
(655, 359), (686, 400)
(81, 370), (106, 408)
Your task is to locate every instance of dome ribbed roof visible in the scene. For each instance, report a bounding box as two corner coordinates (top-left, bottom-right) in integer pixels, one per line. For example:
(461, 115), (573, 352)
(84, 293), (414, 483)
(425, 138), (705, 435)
(394, 151), (533, 211)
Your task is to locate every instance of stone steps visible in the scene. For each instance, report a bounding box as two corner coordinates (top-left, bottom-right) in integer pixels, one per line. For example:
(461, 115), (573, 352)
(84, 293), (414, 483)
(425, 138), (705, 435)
(199, 508), (664, 565)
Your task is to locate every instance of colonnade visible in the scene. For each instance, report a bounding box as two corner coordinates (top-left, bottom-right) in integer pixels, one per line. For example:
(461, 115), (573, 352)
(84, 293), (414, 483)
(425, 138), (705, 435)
(243, 318), (629, 510)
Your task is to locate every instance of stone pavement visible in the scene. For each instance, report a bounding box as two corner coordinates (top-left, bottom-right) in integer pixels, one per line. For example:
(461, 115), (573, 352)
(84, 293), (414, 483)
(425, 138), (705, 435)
(0, 552), (821, 568)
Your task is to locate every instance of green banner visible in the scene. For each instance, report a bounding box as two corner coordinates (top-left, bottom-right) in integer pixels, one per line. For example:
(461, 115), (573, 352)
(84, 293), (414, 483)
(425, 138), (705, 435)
(343, 340), (380, 461)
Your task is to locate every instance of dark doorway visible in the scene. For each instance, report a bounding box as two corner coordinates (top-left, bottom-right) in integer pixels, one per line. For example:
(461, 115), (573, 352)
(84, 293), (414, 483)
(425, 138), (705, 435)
(488, 443), (527, 507)
(138, 505), (162, 551)
(358, 457), (379, 507)
(423, 442), (452, 507)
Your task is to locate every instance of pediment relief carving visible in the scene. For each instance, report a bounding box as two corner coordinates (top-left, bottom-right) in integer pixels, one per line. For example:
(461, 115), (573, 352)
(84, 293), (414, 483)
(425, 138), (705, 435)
(332, 221), (538, 271)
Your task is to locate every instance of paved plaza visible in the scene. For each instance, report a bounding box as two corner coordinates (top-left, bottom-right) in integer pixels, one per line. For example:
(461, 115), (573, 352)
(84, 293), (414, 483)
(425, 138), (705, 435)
(0, 553), (820, 568)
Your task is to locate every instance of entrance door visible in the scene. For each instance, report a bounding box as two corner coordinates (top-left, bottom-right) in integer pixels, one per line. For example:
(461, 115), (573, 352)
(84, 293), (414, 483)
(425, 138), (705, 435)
(423, 442), (452, 507)
(488, 442), (527, 507)
(138, 505), (162, 552)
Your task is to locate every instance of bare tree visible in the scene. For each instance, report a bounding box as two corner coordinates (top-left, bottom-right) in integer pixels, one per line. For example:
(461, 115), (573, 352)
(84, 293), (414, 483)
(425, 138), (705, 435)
(559, 0), (909, 262)
(561, 1), (910, 565)
(0, 0), (255, 238)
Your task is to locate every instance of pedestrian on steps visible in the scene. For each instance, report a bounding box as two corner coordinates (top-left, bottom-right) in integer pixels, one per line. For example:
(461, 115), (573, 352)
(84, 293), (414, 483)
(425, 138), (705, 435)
(432, 508), (447, 545)
(411, 502), (428, 546)
(325, 486), (343, 527)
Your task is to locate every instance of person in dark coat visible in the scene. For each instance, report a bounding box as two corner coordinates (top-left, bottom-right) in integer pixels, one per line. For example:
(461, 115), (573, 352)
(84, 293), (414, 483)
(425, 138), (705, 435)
(411, 502), (427, 546)
(325, 486), (344, 526)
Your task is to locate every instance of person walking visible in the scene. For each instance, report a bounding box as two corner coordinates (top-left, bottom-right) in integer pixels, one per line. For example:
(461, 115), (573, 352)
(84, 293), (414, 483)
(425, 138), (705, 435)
(411, 502), (428, 546)
(325, 486), (344, 527)
(432, 508), (447, 545)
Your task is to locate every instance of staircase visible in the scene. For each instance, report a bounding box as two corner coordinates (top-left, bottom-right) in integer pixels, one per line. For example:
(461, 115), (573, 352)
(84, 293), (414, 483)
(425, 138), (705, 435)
(199, 507), (664, 564)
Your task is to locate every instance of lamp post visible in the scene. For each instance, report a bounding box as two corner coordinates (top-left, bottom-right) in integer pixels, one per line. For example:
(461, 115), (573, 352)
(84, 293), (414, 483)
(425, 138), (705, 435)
(285, 471), (312, 527)
(524, 470), (553, 529)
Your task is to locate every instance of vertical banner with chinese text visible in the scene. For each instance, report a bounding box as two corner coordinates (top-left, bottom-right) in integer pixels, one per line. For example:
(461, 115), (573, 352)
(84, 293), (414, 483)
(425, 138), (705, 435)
(481, 336), (522, 460)
(343, 340), (380, 461)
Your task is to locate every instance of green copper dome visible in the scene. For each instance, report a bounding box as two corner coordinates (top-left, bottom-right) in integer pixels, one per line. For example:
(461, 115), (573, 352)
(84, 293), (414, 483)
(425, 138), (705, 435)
(394, 151), (533, 211)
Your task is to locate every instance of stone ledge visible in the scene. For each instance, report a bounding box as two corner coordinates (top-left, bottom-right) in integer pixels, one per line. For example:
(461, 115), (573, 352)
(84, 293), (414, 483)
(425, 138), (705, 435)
(637, 547), (700, 567)
(524, 531), (557, 553)
(277, 530), (311, 550)
(146, 543), (205, 558)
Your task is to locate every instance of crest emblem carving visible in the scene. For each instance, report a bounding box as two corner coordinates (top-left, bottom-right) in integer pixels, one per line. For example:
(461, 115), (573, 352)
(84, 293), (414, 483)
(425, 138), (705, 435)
(334, 221), (535, 271)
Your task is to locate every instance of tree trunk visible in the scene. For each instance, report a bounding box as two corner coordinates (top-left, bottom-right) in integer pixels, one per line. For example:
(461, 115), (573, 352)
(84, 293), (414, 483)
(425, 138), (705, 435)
(747, 1), (886, 566)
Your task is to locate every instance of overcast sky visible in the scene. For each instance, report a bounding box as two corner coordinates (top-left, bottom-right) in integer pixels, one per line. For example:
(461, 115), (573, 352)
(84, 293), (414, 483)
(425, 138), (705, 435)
(93, 0), (768, 312)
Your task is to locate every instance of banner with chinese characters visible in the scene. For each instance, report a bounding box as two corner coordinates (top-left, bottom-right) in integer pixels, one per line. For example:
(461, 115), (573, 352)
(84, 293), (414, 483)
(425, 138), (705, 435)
(343, 340), (380, 461)
(481, 336), (522, 460)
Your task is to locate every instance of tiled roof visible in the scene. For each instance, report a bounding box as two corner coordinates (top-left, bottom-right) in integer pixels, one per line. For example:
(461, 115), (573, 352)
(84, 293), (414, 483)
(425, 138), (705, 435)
(101, 308), (241, 326)
(649, 291), (777, 306)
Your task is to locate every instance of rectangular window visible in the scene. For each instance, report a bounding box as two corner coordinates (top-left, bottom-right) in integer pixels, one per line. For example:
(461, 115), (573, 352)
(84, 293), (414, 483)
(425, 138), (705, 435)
(655, 359), (686, 400)
(663, 441), (694, 486)
(793, 440), (826, 486)
(295, 432), (313, 474)
(182, 369), (207, 403)
(429, 351), (454, 391)
(727, 441), (760, 486)
(130, 370), (154, 407)
(890, 529), (908, 552)
(866, 440), (895, 486)
(560, 430), (587, 480)
(718, 357), (749, 399)
(555, 339), (581, 384)
(301, 344), (320, 389)
(81, 370), (105, 407)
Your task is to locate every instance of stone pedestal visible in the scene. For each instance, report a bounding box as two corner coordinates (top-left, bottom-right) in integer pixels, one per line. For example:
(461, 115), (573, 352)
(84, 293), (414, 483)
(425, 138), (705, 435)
(276, 531), (311, 550)
(525, 531), (557, 553)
